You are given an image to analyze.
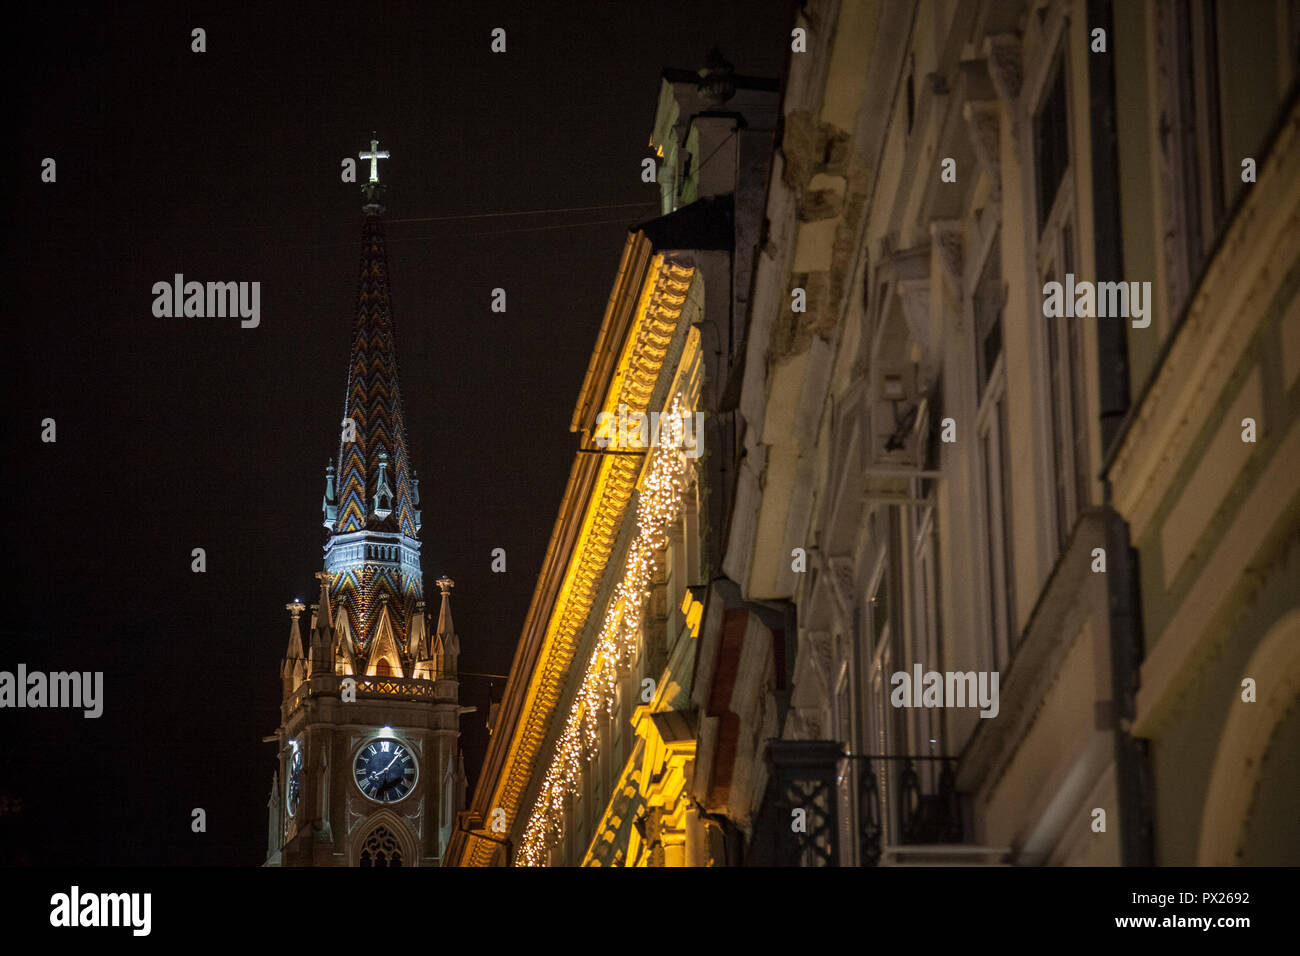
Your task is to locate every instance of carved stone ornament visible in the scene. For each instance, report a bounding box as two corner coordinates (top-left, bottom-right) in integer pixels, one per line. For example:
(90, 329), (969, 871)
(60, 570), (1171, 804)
(962, 99), (1002, 199)
(984, 33), (1023, 104)
(930, 220), (964, 291)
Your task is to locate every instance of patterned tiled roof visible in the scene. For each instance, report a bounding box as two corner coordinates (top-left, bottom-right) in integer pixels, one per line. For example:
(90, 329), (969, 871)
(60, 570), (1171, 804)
(324, 211), (423, 653)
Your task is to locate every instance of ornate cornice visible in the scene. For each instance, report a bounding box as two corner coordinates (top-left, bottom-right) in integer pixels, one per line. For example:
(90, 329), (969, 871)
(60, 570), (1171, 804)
(464, 254), (697, 866)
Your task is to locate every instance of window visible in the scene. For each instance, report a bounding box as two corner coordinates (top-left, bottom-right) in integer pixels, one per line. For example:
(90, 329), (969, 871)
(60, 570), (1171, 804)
(835, 666), (852, 750)
(359, 825), (402, 867)
(1157, 0), (1230, 311)
(612, 685), (625, 789)
(910, 500), (941, 749)
(980, 396), (1016, 669)
(974, 233), (1016, 668)
(600, 704), (613, 810)
(870, 559), (889, 651)
(905, 54), (916, 134)
(973, 237), (1004, 400)
(834, 666), (854, 862)
(1184, 0), (1226, 254)
(1033, 55), (1070, 233)
(575, 769), (589, 865)
(1031, 45), (1090, 550)
(1041, 217), (1091, 549)
(1161, 0), (1289, 312)
(682, 482), (701, 588)
(865, 532), (899, 845)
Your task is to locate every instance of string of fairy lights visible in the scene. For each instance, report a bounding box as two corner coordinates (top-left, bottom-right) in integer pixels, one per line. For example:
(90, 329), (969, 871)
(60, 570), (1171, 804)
(518, 392), (693, 867)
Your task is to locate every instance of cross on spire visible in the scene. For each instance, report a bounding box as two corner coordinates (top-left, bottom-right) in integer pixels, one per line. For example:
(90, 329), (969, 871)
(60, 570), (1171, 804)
(359, 134), (390, 184)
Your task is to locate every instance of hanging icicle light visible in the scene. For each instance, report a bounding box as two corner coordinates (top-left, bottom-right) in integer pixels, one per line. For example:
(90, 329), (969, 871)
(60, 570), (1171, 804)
(519, 393), (692, 866)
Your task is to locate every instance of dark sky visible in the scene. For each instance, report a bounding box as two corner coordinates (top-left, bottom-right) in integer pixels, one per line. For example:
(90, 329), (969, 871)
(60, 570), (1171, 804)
(1, 2), (792, 864)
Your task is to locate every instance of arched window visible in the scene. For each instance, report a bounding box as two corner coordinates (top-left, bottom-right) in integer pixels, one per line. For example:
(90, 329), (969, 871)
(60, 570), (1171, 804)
(358, 824), (403, 867)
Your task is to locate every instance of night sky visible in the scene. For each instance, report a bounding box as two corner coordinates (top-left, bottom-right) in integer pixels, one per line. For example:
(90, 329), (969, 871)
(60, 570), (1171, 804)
(2, 2), (792, 864)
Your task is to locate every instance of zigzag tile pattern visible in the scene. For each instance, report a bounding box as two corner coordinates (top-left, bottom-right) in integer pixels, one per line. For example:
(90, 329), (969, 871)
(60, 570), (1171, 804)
(324, 213), (424, 654)
(332, 565), (420, 654)
(332, 215), (418, 540)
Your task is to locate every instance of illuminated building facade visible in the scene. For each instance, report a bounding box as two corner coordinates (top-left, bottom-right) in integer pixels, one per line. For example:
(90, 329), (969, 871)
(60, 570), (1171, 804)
(265, 145), (468, 867)
(449, 2), (1299, 867)
(446, 53), (779, 866)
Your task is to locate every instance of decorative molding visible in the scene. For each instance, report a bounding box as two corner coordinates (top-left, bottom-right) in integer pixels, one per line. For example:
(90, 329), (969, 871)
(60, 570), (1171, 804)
(349, 807), (420, 867)
(984, 32), (1023, 107)
(467, 255), (700, 866)
(402, 797), (424, 842)
(930, 220), (964, 292)
(1134, 419), (1300, 737)
(897, 280), (932, 358)
(346, 790), (364, 836)
(807, 630), (834, 694)
(962, 99), (1002, 199)
(1197, 609), (1300, 864)
(891, 245), (934, 386)
(824, 556), (858, 627)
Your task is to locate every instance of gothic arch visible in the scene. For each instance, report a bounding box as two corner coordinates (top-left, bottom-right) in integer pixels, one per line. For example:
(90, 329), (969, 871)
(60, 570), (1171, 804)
(365, 604), (405, 678)
(350, 809), (418, 867)
(1197, 608), (1300, 865)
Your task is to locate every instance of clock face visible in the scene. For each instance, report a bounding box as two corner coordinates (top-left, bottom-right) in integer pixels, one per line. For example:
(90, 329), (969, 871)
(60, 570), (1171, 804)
(353, 737), (417, 803)
(286, 745), (303, 818)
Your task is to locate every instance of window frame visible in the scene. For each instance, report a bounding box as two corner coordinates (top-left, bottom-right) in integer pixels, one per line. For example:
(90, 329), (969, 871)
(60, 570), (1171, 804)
(975, 355), (1017, 671)
(1038, 173), (1090, 551)
(968, 217), (1016, 670)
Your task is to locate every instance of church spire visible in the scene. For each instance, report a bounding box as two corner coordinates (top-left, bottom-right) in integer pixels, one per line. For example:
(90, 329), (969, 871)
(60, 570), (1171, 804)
(332, 137), (416, 540)
(322, 134), (423, 657)
(268, 135), (465, 870)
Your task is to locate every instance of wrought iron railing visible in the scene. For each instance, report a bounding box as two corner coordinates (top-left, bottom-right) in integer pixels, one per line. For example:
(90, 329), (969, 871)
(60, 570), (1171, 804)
(845, 754), (962, 866)
(746, 744), (964, 866)
(746, 740), (844, 866)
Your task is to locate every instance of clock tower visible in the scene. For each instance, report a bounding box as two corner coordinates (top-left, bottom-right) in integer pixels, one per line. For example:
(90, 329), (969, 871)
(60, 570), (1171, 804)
(265, 138), (468, 866)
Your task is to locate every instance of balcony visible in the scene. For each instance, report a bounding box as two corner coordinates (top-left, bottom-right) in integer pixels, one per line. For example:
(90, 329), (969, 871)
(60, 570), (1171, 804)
(281, 674), (447, 722)
(847, 754), (963, 866)
(747, 742), (1001, 866)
